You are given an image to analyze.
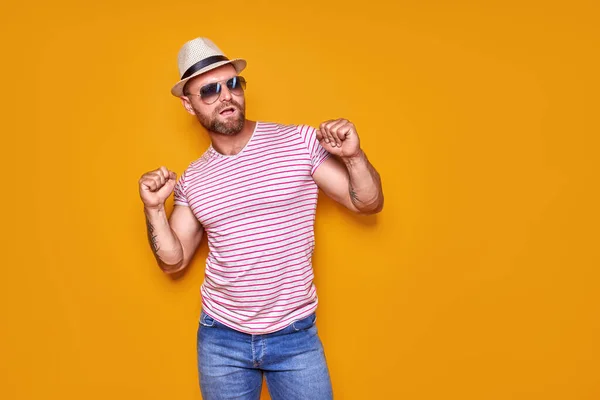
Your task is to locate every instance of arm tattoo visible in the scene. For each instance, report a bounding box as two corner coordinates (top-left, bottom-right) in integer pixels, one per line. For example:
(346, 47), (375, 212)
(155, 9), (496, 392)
(144, 213), (184, 271)
(146, 217), (160, 254)
(349, 185), (360, 203)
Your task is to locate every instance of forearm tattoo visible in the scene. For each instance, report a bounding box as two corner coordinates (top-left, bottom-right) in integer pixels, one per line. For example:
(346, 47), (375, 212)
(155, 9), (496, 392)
(146, 217), (160, 254)
(349, 185), (360, 203)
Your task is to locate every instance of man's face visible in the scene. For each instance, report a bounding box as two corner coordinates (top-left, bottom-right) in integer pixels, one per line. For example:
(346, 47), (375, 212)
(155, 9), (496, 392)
(181, 64), (246, 135)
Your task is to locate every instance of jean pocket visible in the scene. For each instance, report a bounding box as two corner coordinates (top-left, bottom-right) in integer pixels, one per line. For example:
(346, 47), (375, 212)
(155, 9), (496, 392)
(292, 313), (317, 331)
(199, 311), (216, 327)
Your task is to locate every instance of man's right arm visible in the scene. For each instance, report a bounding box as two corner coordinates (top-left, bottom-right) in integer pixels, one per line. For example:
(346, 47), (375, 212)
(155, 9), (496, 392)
(140, 166), (203, 274)
(144, 204), (203, 274)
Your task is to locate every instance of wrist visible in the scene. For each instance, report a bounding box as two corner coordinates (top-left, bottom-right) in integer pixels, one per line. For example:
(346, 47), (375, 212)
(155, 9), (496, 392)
(144, 203), (165, 214)
(341, 149), (366, 167)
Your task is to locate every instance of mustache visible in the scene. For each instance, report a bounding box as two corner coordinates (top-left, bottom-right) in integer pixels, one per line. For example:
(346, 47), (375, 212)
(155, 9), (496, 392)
(215, 100), (243, 114)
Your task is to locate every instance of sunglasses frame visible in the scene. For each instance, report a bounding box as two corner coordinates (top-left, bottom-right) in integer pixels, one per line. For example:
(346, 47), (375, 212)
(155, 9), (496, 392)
(186, 76), (247, 105)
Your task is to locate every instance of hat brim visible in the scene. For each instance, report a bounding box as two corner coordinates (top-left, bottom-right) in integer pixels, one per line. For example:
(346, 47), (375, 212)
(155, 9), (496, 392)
(170, 58), (247, 97)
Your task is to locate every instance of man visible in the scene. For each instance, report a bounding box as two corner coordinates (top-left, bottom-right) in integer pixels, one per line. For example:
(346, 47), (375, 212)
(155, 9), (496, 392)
(138, 37), (384, 400)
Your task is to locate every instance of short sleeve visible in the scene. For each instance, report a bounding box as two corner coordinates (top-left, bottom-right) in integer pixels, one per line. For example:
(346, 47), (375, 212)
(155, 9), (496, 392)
(297, 124), (331, 175)
(173, 170), (189, 206)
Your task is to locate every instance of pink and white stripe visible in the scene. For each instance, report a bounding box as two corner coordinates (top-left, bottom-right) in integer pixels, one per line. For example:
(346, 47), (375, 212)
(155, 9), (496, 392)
(174, 122), (330, 334)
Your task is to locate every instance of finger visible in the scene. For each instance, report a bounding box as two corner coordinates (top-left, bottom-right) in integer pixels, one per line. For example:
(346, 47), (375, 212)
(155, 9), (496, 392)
(329, 118), (347, 130)
(152, 171), (166, 186)
(319, 121), (336, 144)
(140, 173), (159, 187)
(325, 119), (346, 146)
(159, 178), (177, 195)
(159, 166), (170, 180)
(330, 119), (348, 146)
(323, 127), (335, 146)
(168, 171), (177, 181)
(140, 178), (158, 192)
(325, 124), (340, 147)
(323, 121), (340, 146)
(319, 120), (335, 131)
(329, 127), (340, 147)
(323, 129), (332, 145)
(336, 122), (354, 141)
(158, 168), (169, 183)
(319, 125), (329, 144)
(150, 174), (164, 190)
(315, 129), (324, 141)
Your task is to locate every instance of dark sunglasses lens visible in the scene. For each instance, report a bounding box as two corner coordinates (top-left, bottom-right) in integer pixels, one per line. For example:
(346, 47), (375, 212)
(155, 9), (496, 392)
(200, 83), (221, 103)
(227, 77), (246, 94)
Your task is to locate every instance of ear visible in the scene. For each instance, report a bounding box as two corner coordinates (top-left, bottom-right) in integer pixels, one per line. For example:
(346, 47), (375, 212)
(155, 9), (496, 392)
(180, 96), (196, 116)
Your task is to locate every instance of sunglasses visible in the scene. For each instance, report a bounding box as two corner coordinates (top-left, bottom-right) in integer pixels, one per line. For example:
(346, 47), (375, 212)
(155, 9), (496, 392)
(187, 76), (247, 105)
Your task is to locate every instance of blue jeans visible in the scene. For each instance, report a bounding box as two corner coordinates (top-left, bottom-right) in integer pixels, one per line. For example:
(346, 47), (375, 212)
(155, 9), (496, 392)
(197, 311), (333, 400)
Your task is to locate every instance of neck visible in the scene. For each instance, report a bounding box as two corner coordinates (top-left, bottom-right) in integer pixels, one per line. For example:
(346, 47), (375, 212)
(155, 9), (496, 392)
(209, 119), (256, 156)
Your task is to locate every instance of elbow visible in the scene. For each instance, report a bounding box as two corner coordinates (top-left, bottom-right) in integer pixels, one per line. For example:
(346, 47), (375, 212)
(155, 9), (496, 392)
(372, 191), (385, 213)
(158, 258), (186, 275)
(359, 203), (383, 215)
(370, 200), (384, 214)
(355, 195), (384, 215)
(162, 266), (186, 276)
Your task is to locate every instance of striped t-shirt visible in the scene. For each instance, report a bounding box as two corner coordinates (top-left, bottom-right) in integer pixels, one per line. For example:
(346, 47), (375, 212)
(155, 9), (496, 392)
(173, 121), (331, 334)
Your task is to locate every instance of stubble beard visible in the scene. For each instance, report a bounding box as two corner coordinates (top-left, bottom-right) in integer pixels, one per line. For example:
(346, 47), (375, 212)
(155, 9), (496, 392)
(194, 100), (246, 136)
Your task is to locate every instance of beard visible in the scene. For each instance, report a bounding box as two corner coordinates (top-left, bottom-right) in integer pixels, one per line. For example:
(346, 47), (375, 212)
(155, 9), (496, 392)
(193, 99), (245, 136)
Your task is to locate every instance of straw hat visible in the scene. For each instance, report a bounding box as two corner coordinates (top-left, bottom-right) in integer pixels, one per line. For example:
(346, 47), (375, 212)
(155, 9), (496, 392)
(170, 37), (246, 97)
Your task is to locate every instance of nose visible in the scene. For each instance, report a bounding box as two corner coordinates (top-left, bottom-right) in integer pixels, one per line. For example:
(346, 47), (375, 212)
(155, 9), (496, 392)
(219, 84), (233, 102)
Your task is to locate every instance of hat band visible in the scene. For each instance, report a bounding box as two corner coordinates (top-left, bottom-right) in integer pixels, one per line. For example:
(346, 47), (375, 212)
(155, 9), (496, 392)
(181, 55), (229, 80)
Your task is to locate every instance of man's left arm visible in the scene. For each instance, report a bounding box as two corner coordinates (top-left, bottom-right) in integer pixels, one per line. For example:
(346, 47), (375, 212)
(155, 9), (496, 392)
(312, 119), (384, 215)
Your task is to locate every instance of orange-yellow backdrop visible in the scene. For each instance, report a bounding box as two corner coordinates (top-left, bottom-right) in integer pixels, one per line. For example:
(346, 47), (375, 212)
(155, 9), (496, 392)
(1, 0), (599, 399)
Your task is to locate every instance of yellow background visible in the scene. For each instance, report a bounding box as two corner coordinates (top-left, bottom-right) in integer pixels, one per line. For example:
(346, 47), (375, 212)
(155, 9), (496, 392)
(1, 0), (599, 399)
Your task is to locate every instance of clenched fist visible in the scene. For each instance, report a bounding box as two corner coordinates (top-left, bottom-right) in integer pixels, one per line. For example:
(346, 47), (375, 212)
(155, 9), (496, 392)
(139, 166), (177, 210)
(316, 118), (361, 159)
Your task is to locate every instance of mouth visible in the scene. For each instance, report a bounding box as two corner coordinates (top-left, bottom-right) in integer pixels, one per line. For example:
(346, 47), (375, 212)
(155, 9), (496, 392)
(219, 106), (237, 117)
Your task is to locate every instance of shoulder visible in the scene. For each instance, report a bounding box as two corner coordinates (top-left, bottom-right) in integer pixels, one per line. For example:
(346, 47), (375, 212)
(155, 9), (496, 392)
(189, 148), (213, 168)
(257, 120), (298, 131)
(258, 120), (315, 136)
(179, 148), (214, 181)
(253, 121), (308, 141)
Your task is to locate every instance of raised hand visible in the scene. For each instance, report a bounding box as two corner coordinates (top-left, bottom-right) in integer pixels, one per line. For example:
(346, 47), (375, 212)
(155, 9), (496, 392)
(138, 166), (177, 210)
(316, 118), (362, 159)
